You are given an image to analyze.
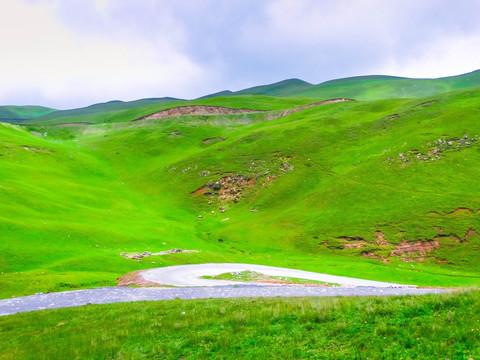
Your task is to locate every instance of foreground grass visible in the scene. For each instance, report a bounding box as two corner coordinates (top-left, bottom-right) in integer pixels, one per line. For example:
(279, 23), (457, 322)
(1, 290), (479, 359)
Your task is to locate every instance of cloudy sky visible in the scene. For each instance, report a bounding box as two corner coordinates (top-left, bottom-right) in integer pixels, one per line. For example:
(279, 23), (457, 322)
(1, 0), (480, 109)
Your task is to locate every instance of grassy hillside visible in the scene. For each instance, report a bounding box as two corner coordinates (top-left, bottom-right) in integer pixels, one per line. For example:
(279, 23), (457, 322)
(201, 70), (480, 101)
(1, 86), (480, 298)
(28, 97), (183, 125)
(1, 290), (479, 359)
(295, 70), (480, 100)
(200, 79), (313, 99)
(23, 95), (318, 126)
(0, 105), (56, 122)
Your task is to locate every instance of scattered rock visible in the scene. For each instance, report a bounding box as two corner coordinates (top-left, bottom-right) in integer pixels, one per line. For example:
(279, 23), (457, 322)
(30, 131), (43, 138)
(152, 249), (199, 256)
(121, 249), (199, 260)
(120, 252), (143, 260)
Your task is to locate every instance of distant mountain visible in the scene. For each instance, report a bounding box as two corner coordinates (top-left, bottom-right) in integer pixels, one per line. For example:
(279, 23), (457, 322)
(294, 70), (480, 100)
(33, 97), (184, 123)
(0, 105), (56, 123)
(199, 79), (313, 99)
(200, 70), (480, 101)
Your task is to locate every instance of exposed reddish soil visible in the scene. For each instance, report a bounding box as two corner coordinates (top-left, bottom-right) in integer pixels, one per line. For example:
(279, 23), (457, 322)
(389, 239), (440, 256)
(117, 270), (162, 287)
(276, 98), (354, 118)
(133, 105), (260, 122)
(447, 207), (474, 215)
(321, 230), (454, 264)
(375, 231), (391, 246)
(203, 137), (225, 143)
(55, 122), (93, 126)
(132, 98), (355, 122)
(192, 173), (256, 201)
(413, 99), (439, 108)
(344, 241), (369, 249)
(218, 175), (256, 201)
(362, 251), (389, 264)
(465, 228), (480, 239)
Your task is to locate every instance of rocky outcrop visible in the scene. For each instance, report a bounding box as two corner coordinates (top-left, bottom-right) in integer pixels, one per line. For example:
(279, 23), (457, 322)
(191, 173), (256, 202)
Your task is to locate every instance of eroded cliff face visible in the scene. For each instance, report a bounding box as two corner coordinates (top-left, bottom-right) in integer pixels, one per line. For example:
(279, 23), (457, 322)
(133, 105), (260, 122)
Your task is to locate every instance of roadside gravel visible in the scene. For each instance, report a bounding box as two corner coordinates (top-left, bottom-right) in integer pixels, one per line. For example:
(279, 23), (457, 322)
(0, 285), (448, 317)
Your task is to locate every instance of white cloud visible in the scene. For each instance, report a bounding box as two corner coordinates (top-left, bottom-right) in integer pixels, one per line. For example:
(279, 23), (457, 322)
(0, 0), (210, 108)
(380, 34), (480, 78)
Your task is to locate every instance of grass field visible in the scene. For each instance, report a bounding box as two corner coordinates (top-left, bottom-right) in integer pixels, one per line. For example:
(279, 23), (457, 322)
(1, 71), (480, 358)
(1, 290), (479, 359)
(1, 86), (480, 298)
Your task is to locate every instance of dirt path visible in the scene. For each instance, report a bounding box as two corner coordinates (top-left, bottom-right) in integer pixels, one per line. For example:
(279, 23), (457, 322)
(140, 263), (410, 287)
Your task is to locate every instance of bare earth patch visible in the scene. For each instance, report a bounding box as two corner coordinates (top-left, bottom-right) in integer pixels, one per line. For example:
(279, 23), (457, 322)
(117, 270), (163, 287)
(133, 105), (259, 122)
(132, 98), (355, 122)
(55, 122), (93, 126)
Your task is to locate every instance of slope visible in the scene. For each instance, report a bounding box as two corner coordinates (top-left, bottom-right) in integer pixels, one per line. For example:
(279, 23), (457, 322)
(200, 79), (314, 99)
(0, 105), (56, 123)
(201, 70), (480, 101)
(1, 89), (480, 298)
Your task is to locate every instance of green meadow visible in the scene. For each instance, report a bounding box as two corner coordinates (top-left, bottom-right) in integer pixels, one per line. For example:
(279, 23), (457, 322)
(1, 78), (480, 298)
(1, 71), (480, 358)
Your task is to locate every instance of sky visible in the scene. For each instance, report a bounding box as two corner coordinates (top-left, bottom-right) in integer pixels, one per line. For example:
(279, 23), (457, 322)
(1, 0), (480, 109)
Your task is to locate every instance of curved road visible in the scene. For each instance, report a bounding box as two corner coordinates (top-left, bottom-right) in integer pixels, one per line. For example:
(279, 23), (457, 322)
(0, 263), (449, 316)
(141, 263), (410, 287)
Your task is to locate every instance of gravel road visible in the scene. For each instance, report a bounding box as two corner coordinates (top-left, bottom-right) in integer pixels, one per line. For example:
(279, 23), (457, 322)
(0, 285), (448, 317)
(141, 263), (410, 287)
(0, 263), (449, 317)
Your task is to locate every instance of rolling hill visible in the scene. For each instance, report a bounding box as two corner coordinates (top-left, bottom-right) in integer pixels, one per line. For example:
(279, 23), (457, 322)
(0, 105), (56, 123)
(1, 83), (480, 298)
(202, 69), (480, 101)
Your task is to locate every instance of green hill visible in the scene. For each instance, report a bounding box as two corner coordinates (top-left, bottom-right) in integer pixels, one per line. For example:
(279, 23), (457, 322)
(1, 86), (480, 298)
(27, 97), (184, 125)
(199, 79), (313, 99)
(295, 70), (480, 100)
(201, 70), (480, 101)
(0, 105), (56, 122)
